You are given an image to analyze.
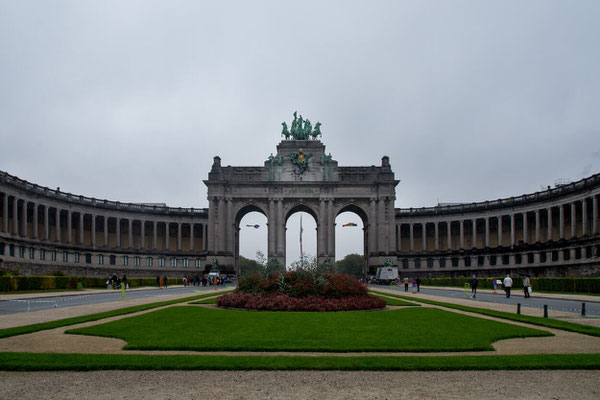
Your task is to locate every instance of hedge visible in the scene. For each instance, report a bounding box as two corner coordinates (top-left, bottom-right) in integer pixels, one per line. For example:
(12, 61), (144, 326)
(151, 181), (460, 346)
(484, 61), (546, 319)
(0, 276), (181, 292)
(419, 277), (600, 294)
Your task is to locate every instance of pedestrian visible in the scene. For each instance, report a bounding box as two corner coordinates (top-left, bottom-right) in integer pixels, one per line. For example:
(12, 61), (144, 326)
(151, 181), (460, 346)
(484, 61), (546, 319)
(522, 275), (531, 298)
(156, 275), (160, 288)
(122, 275), (128, 290)
(415, 277), (421, 292)
(403, 277), (409, 292)
(163, 275), (168, 289)
(159, 276), (163, 289)
(470, 274), (478, 298)
(503, 274), (513, 298)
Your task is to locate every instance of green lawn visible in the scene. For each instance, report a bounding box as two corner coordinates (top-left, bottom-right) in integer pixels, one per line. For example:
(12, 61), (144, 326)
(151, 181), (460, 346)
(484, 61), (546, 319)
(2, 352), (599, 371)
(67, 306), (551, 352)
(370, 290), (600, 338)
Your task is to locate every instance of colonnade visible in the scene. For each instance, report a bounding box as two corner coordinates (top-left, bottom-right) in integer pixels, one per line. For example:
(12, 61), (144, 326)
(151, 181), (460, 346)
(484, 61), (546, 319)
(398, 195), (599, 253)
(1, 192), (208, 252)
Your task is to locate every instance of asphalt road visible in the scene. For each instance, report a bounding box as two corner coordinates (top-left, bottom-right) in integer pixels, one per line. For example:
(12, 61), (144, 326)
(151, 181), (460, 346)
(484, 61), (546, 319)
(2, 284), (599, 318)
(0, 285), (224, 315)
(371, 284), (600, 317)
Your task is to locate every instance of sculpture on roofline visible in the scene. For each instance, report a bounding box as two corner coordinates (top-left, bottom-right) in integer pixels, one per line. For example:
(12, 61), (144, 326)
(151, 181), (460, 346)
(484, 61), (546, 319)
(282, 111), (323, 140)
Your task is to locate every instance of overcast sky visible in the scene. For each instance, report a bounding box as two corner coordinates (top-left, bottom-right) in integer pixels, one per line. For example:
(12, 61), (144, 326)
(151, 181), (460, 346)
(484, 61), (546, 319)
(1, 1), (599, 264)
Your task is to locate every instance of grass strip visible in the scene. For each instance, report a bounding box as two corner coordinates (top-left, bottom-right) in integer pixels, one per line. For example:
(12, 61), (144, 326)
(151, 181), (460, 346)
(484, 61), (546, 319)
(372, 294), (420, 306)
(0, 352), (599, 371)
(190, 297), (217, 304)
(0, 290), (233, 339)
(370, 290), (600, 337)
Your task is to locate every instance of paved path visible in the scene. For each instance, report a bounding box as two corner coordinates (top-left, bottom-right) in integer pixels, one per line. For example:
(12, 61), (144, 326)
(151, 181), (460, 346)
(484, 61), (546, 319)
(371, 284), (600, 317)
(0, 285), (227, 315)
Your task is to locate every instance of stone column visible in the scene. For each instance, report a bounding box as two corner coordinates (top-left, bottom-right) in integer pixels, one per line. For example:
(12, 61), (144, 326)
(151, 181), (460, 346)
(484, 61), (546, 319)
(2, 193), (8, 233)
(153, 221), (157, 250)
(177, 222), (182, 251)
(459, 220), (464, 249)
(277, 200), (284, 257)
(522, 212), (528, 244)
(421, 223), (426, 251)
(128, 219), (133, 248)
(318, 199), (325, 256)
(571, 202), (577, 238)
(510, 214), (515, 246)
(434, 222), (439, 250)
(377, 199), (386, 251)
(218, 199), (226, 252)
(91, 215), (96, 247)
(67, 211), (73, 243)
(206, 198), (215, 252)
(369, 199), (377, 254)
(593, 195), (598, 235)
(189, 222), (194, 251)
(21, 200), (27, 237)
(13, 197), (18, 234)
(328, 200), (335, 259)
(33, 202), (38, 239)
(484, 217), (489, 247)
(396, 224), (401, 251)
(582, 199), (588, 236)
(409, 223), (414, 252)
(79, 213), (84, 244)
(44, 205), (49, 240)
(268, 199), (275, 257)
(226, 199), (233, 253)
(547, 208), (552, 241)
(55, 208), (61, 242)
(535, 210), (540, 242)
(446, 221), (452, 250)
(141, 220), (145, 249)
(203, 224), (208, 251)
(116, 218), (121, 248)
(165, 222), (170, 251)
(472, 219), (477, 248)
(497, 216), (502, 246)
(559, 205), (565, 239)
(104, 216), (108, 247)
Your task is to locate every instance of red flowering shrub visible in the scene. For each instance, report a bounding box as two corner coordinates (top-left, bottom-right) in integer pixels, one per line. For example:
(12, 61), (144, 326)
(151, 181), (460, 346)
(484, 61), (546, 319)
(219, 271), (380, 311)
(236, 270), (368, 299)
(216, 292), (386, 311)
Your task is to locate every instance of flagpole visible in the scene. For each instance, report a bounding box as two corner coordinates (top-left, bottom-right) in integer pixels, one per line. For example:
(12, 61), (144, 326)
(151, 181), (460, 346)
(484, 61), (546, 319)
(300, 214), (304, 266)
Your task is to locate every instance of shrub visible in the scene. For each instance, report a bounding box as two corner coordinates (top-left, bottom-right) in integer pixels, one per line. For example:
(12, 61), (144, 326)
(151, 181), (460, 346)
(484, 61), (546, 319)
(236, 270), (368, 299)
(217, 292), (386, 312)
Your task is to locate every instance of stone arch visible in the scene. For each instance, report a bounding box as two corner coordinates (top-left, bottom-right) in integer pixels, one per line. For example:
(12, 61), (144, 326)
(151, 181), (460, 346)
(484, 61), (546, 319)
(233, 202), (269, 275)
(283, 202), (320, 267)
(335, 202), (370, 275)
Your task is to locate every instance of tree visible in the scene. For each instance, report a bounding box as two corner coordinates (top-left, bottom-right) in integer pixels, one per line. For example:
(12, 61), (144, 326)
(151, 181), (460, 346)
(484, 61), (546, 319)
(239, 256), (263, 277)
(335, 253), (364, 278)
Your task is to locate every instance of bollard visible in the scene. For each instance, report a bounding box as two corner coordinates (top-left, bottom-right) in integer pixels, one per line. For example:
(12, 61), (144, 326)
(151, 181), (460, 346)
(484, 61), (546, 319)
(517, 303), (521, 314)
(582, 302), (586, 317)
(543, 304), (548, 318)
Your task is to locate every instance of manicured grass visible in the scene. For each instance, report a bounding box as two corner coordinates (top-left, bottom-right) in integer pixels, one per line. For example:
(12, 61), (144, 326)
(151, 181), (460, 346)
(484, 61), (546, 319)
(1, 352), (599, 371)
(0, 290), (233, 339)
(372, 294), (420, 306)
(68, 306), (551, 352)
(370, 290), (600, 337)
(190, 297), (217, 304)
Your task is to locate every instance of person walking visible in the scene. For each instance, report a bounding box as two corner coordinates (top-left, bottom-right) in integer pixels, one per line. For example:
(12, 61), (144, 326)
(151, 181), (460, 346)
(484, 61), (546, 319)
(503, 274), (513, 298)
(156, 275), (161, 288)
(403, 277), (409, 292)
(470, 274), (478, 298)
(522, 275), (531, 298)
(415, 277), (421, 293)
(163, 275), (168, 289)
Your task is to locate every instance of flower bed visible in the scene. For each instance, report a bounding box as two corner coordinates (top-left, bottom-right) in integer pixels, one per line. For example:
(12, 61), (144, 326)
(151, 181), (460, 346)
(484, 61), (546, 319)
(218, 270), (385, 311)
(216, 292), (386, 311)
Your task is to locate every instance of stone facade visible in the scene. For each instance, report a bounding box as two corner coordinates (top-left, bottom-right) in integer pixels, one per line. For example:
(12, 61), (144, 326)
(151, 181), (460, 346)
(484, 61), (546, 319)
(1, 137), (599, 278)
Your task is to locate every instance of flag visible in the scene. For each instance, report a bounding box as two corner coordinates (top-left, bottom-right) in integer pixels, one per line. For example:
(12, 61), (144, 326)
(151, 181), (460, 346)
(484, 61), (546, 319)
(300, 214), (303, 256)
(343, 222), (358, 227)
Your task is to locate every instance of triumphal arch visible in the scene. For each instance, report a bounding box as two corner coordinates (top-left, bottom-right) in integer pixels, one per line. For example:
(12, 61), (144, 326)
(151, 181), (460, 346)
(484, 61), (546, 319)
(204, 112), (399, 275)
